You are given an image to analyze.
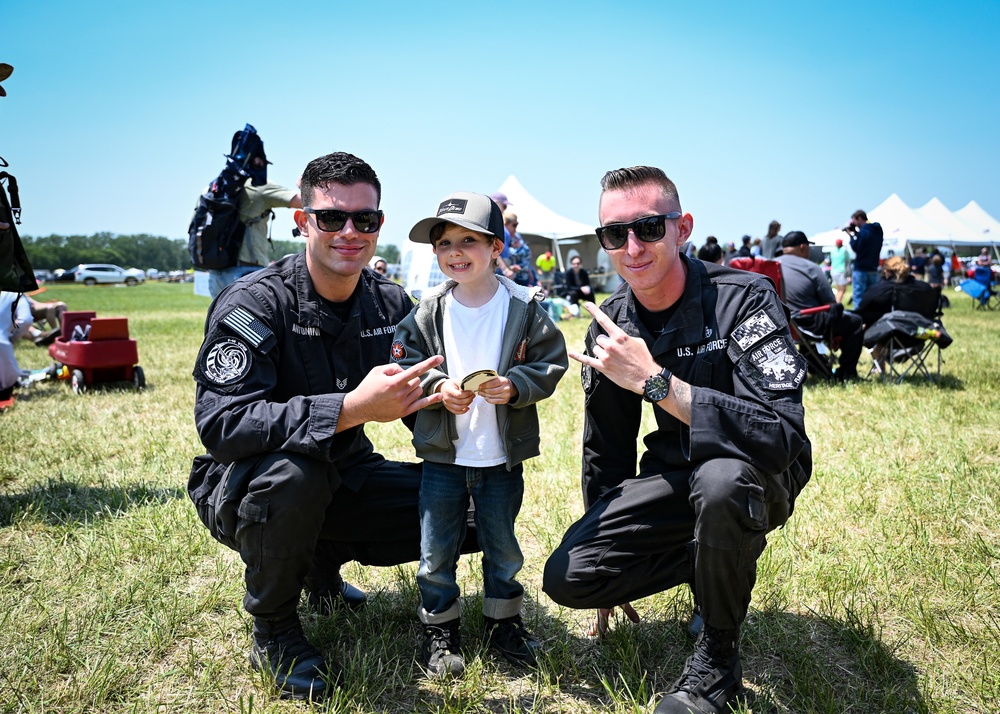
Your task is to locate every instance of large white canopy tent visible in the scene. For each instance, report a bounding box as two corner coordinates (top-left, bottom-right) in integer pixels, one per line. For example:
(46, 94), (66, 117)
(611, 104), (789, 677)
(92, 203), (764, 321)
(808, 194), (1000, 260)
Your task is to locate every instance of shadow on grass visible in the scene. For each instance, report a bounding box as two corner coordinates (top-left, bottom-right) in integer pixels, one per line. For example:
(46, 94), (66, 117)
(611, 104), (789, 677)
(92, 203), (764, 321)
(298, 590), (928, 712)
(0, 478), (184, 527)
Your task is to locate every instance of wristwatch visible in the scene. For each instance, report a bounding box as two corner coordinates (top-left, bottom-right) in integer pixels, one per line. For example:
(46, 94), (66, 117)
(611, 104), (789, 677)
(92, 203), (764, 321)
(642, 367), (672, 403)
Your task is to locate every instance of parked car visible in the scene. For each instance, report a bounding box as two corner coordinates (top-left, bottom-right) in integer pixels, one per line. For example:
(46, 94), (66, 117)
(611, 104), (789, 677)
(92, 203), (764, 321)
(33, 269), (54, 283)
(54, 266), (82, 282)
(74, 264), (146, 286)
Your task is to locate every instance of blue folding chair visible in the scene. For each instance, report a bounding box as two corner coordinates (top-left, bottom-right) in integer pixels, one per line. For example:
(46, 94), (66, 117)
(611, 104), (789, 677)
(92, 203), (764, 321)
(958, 265), (998, 310)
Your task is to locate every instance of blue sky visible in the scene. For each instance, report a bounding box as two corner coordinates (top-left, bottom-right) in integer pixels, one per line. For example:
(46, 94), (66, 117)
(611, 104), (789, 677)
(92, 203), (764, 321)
(2, 0), (998, 252)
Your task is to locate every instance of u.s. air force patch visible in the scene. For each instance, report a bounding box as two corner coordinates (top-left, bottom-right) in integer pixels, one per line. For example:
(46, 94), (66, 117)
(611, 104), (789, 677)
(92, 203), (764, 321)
(202, 336), (252, 385)
(744, 335), (807, 391)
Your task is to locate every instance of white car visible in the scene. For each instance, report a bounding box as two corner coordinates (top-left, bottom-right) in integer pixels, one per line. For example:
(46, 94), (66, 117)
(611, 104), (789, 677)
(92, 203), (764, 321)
(74, 264), (146, 286)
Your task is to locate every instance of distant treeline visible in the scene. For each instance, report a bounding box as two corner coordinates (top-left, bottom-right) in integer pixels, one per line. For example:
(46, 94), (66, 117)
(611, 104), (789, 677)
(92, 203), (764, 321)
(22, 232), (305, 272)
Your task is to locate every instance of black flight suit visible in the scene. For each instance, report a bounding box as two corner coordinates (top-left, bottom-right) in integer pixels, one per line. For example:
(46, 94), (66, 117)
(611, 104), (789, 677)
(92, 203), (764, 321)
(188, 252), (475, 622)
(543, 256), (812, 630)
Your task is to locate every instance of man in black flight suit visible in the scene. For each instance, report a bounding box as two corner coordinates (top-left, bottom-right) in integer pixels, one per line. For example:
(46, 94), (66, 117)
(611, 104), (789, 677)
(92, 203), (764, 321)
(188, 152), (457, 702)
(542, 166), (812, 714)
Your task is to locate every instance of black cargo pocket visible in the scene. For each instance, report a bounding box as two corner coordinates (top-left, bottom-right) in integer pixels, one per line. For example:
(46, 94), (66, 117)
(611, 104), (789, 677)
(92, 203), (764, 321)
(211, 457), (262, 551)
(234, 493), (269, 571)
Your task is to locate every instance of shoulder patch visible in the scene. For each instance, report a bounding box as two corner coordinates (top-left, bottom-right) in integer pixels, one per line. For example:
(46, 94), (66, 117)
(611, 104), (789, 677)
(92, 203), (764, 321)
(731, 309), (778, 351)
(390, 340), (406, 362)
(743, 335), (807, 391)
(201, 336), (253, 385)
(221, 306), (273, 350)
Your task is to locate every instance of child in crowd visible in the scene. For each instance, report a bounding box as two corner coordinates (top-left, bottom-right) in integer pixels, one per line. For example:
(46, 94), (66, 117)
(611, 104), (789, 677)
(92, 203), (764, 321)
(391, 191), (568, 677)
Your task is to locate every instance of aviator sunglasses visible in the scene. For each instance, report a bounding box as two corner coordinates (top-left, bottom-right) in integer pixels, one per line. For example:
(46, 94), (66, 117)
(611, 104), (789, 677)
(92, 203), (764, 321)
(304, 208), (384, 234)
(595, 212), (682, 250)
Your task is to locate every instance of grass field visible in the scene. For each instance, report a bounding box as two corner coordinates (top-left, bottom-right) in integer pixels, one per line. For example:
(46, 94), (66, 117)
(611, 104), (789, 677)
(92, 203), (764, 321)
(2, 280), (999, 713)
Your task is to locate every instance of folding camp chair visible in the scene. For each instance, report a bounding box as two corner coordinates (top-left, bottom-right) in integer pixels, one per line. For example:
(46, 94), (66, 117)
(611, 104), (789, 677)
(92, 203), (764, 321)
(729, 257), (838, 380)
(864, 286), (951, 383)
(958, 265), (999, 310)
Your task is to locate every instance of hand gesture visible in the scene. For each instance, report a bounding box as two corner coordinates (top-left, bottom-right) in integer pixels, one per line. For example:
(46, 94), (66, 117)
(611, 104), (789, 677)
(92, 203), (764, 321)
(569, 302), (660, 395)
(475, 375), (517, 405)
(340, 356), (445, 429)
(587, 603), (641, 639)
(438, 378), (475, 415)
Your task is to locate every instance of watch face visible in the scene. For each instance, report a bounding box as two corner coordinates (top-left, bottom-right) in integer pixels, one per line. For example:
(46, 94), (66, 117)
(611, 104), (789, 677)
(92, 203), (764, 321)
(643, 374), (670, 402)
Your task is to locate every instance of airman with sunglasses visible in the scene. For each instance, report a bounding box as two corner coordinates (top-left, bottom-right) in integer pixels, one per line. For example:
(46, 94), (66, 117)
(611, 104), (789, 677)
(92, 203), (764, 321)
(188, 152), (478, 703)
(543, 166), (812, 714)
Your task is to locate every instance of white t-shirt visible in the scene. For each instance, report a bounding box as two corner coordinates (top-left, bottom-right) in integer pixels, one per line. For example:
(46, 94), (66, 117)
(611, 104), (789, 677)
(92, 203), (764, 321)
(442, 283), (510, 467)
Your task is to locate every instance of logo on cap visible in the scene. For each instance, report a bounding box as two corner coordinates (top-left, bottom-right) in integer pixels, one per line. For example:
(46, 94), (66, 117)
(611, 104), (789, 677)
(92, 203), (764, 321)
(438, 199), (468, 216)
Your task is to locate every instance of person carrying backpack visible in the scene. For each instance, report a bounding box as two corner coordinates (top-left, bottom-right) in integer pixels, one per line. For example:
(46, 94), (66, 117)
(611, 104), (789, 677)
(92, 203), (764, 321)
(190, 125), (301, 298)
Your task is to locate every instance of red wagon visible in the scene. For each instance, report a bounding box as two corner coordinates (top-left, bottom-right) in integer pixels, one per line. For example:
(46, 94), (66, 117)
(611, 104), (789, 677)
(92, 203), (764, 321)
(48, 311), (145, 393)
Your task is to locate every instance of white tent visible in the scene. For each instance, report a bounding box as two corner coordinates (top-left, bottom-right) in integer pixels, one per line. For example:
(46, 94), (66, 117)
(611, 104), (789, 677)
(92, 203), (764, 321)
(916, 198), (987, 245)
(955, 200), (1000, 240)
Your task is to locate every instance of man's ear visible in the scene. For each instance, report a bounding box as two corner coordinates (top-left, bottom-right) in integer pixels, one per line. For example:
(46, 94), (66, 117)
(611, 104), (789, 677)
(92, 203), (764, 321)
(294, 210), (309, 235)
(677, 213), (694, 243)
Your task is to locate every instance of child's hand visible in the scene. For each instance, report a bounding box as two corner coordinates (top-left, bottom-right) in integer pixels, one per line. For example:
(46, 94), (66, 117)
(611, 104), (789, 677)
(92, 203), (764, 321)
(438, 379), (475, 415)
(476, 376), (517, 405)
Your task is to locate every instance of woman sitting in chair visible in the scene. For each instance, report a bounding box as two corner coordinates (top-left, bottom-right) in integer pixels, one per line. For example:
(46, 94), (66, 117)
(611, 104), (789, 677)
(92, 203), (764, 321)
(855, 256), (932, 328)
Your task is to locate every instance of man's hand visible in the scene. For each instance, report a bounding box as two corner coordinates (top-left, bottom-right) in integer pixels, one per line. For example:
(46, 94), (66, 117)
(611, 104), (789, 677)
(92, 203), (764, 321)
(438, 378), (475, 415)
(476, 375), (516, 405)
(339, 356), (445, 430)
(568, 302), (660, 395)
(587, 603), (641, 638)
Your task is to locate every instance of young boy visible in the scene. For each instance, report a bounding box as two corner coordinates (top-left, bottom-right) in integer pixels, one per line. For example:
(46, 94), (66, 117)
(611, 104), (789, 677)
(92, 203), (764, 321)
(391, 191), (568, 677)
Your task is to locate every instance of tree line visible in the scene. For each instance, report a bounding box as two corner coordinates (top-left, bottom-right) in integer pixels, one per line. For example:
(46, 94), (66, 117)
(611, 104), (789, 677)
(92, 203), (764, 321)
(22, 233), (309, 272)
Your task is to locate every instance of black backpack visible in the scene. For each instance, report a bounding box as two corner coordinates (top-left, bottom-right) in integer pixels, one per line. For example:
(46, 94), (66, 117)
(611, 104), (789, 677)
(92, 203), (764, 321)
(188, 124), (269, 270)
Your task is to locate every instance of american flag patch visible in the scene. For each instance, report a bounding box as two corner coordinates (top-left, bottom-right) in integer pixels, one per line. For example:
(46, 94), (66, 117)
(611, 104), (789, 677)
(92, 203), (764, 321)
(221, 306), (273, 349)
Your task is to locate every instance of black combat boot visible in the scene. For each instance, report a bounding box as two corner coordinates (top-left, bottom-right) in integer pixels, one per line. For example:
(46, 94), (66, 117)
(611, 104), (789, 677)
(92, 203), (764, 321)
(250, 614), (336, 701)
(305, 575), (368, 615)
(654, 625), (743, 714)
(484, 614), (543, 667)
(422, 618), (465, 677)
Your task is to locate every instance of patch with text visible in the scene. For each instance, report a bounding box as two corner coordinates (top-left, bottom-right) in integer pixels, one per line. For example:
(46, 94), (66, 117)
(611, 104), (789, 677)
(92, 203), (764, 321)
(744, 335), (807, 391)
(202, 337), (252, 385)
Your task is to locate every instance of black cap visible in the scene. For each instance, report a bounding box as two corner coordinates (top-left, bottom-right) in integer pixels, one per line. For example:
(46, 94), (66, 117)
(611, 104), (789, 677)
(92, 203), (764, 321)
(782, 231), (814, 248)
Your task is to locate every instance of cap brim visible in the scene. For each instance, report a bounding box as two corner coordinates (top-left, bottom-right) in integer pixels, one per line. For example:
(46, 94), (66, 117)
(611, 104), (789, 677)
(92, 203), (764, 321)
(408, 215), (500, 244)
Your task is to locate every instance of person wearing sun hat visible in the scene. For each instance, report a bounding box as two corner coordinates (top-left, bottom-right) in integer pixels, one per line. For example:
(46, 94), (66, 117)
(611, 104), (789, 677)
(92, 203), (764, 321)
(394, 190), (567, 678)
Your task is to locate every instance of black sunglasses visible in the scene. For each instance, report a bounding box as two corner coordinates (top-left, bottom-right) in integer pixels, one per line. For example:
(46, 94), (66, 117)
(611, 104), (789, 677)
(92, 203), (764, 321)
(595, 212), (682, 250)
(304, 208), (383, 234)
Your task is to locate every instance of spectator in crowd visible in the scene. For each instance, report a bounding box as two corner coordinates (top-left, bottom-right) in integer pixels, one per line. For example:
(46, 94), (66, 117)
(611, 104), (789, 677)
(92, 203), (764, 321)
(697, 242), (724, 264)
(370, 256), (388, 275)
(1, 291), (32, 405)
(778, 231), (863, 381)
(759, 220), (783, 260)
(847, 209), (883, 308)
(504, 212), (535, 287)
(206, 130), (302, 299)
(563, 255), (593, 305)
(829, 238), (851, 305)
(736, 234), (752, 258)
(976, 247), (992, 267)
(854, 255), (933, 328)
(535, 250), (557, 292)
(723, 241), (738, 266)
(909, 248), (928, 281)
(926, 253), (945, 290)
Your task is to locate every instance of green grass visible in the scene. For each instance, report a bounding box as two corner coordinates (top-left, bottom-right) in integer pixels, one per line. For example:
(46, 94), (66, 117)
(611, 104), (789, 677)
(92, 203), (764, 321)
(2, 281), (999, 713)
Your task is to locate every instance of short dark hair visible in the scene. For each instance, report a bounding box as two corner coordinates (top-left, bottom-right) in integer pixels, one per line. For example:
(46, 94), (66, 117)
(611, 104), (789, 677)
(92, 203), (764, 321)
(300, 152), (381, 208)
(852, 209), (868, 221)
(697, 243), (723, 263)
(600, 166), (680, 206)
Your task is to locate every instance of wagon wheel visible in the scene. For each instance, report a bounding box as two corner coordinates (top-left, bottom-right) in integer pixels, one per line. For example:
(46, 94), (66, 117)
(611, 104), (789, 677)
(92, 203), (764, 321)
(132, 366), (146, 390)
(71, 369), (87, 394)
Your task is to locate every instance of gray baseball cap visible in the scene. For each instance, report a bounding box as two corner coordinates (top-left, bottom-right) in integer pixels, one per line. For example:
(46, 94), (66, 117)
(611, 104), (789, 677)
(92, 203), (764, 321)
(409, 191), (505, 244)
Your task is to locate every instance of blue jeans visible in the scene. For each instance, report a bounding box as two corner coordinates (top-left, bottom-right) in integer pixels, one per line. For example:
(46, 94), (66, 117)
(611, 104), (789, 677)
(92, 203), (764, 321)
(209, 265), (263, 299)
(851, 270), (879, 308)
(417, 462), (524, 621)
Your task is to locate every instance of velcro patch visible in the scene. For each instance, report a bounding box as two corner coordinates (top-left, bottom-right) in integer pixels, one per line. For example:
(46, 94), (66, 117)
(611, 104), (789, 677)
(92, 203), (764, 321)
(221, 307), (273, 350)
(731, 310), (779, 352)
(202, 336), (253, 385)
(390, 340), (406, 362)
(745, 335), (807, 391)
